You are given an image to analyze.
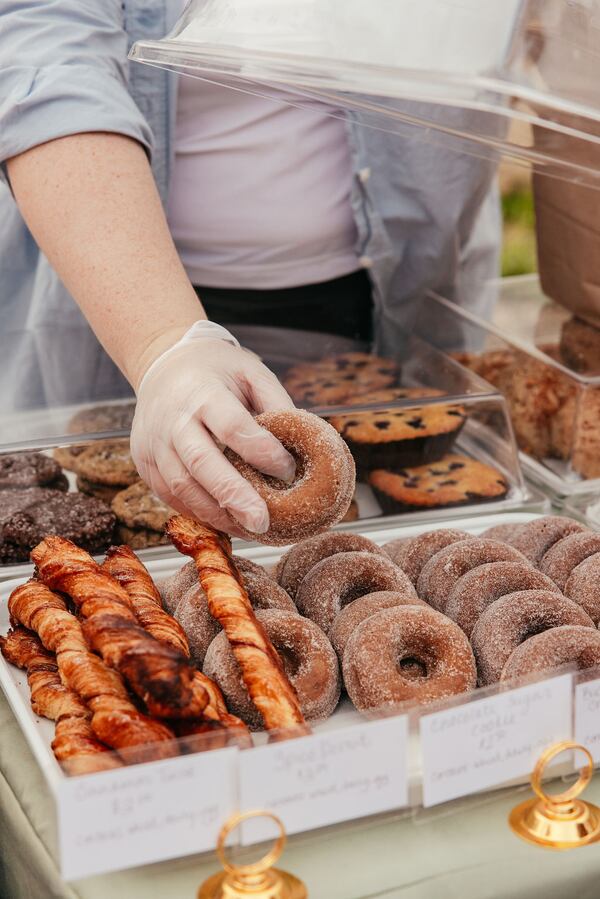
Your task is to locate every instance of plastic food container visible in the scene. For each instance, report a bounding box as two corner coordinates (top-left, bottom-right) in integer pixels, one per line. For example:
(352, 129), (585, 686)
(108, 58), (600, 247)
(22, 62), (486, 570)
(413, 276), (600, 499)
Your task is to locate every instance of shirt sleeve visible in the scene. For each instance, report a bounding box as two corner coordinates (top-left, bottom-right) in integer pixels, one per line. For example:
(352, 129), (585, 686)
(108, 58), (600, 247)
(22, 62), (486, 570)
(0, 0), (154, 178)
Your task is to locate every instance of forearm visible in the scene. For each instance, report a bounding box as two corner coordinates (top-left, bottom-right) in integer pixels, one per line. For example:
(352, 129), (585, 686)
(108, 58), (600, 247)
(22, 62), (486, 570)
(7, 132), (205, 389)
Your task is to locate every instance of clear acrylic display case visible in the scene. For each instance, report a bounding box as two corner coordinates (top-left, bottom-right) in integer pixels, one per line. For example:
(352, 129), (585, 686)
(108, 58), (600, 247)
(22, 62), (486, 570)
(413, 276), (600, 499)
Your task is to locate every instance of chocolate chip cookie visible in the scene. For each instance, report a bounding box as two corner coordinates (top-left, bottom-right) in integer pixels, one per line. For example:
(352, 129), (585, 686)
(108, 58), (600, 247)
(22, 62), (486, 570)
(0, 452), (68, 492)
(54, 440), (138, 486)
(368, 453), (508, 514)
(283, 352), (399, 406)
(111, 480), (173, 532)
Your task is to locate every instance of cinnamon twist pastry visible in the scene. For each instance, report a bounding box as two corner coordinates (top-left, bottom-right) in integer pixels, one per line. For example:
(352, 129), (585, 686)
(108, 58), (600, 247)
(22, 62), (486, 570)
(104, 544), (250, 741)
(8, 580), (178, 757)
(0, 628), (121, 774)
(167, 516), (308, 735)
(31, 536), (205, 719)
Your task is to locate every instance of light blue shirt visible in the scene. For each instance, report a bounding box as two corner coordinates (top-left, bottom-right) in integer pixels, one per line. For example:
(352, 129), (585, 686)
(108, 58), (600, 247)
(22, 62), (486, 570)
(0, 0), (500, 411)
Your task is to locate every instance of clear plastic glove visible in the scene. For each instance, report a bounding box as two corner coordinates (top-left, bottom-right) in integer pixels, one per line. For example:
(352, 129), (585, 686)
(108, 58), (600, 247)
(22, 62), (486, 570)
(130, 321), (296, 536)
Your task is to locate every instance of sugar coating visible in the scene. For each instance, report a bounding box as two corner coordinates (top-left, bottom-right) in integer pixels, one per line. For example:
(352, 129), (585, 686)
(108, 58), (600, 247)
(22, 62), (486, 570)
(470, 590), (594, 685)
(162, 556), (273, 615)
(296, 551), (416, 633)
(343, 606), (477, 712)
(480, 523), (524, 543)
(225, 410), (356, 545)
(540, 533), (600, 591)
(203, 609), (341, 729)
(417, 539), (528, 611)
(507, 515), (588, 565)
(501, 626), (600, 682)
(174, 584), (219, 667)
(565, 553), (600, 623)
(330, 590), (427, 660)
(388, 528), (472, 585)
(276, 531), (386, 599)
(445, 561), (561, 637)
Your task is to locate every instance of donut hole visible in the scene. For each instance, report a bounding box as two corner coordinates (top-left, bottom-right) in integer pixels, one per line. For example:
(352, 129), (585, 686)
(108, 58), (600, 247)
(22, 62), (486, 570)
(520, 623), (552, 643)
(398, 656), (428, 680)
(262, 451), (306, 492)
(276, 643), (302, 679)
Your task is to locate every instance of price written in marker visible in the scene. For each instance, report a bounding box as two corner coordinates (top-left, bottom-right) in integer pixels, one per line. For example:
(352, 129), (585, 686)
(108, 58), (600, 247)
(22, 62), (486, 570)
(420, 674), (573, 807)
(239, 715), (409, 844)
(57, 747), (237, 881)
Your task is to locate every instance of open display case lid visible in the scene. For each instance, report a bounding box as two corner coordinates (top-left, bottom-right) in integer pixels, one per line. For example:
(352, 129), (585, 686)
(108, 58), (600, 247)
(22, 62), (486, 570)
(129, 0), (600, 186)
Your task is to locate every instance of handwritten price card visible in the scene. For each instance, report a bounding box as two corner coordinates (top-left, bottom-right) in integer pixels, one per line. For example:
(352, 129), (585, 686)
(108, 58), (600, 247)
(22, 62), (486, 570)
(58, 747), (237, 880)
(575, 676), (600, 764)
(239, 715), (409, 844)
(420, 674), (572, 807)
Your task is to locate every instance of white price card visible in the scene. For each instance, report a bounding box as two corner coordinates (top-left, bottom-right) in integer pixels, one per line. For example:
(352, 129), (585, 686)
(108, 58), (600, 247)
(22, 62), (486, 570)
(420, 674), (572, 808)
(575, 677), (600, 764)
(57, 747), (238, 880)
(239, 715), (409, 845)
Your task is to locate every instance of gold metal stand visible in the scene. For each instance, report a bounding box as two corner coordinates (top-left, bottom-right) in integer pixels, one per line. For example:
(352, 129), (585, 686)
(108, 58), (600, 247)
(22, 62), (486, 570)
(510, 741), (600, 850)
(198, 810), (307, 898)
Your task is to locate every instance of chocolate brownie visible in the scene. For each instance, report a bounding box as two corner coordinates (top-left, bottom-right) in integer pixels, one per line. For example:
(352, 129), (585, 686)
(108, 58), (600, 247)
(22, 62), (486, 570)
(67, 402), (136, 435)
(368, 453), (508, 514)
(0, 488), (115, 563)
(327, 387), (466, 475)
(111, 480), (173, 531)
(560, 317), (600, 375)
(283, 352), (399, 406)
(0, 452), (68, 492)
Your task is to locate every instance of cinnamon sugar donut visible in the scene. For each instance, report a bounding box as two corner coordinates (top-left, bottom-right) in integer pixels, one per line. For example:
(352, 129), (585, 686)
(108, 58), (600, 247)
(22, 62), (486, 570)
(343, 606), (476, 711)
(296, 551), (416, 633)
(330, 591), (427, 660)
(224, 410), (355, 545)
(471, 590), (594, 685)
(276, 531), (386, 599)
(203, 610), (341, 729)
(501, 626), (600, 682)
(386, 528), (471, 586)
(565, 553), (600, 623)
(540, 533), (600, 591)
(162, 556), (273, 614)
(480, 523), (523, 543)
(445, 562), (560, 637)
(417, 539), (528, 611)
(506, 516), (588, 565)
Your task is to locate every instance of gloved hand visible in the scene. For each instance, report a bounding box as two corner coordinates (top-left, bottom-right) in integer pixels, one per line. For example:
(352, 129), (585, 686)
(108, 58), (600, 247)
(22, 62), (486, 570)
(130, 321), (296, 536)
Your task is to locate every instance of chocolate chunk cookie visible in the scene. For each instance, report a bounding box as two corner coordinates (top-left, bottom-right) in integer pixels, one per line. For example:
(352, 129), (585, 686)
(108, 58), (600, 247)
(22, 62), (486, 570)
(54, 440), (138, 487)
(76, 476), (123, 504)
(0, 452), (68, 492)
(283, 352), (399, 406)
(0, 488), (115, 563)
(67, 402), (136, 435)
(327, 387), (466, 475)
(115, 525), (169, 550)
(111, 480), (173, 531)
(368, 453), (508, 513)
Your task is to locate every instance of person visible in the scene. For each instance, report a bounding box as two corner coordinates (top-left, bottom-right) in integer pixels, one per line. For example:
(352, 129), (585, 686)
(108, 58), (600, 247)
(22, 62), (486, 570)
(0, 0), (501, 537)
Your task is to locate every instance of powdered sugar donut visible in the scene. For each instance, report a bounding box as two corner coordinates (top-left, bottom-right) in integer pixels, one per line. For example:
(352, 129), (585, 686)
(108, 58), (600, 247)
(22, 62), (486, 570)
(565, 553), (600, 623)
(225, 410), (355, 545)
(162, 555), (274, 614)
(343, 606), (476, 711)
(501, 626), (600, 682)
(203, 610), (341, 729)
(506, 515), (587, 565)
(417, 539), (528, 611)
(330, 590), (427, 659)
(540, 533), (600, 591)
(296, 551), (416, 633)
(385, 528), (471, 586)
(445, 561), (560, 636)
(276, 531), (386, 599)
(480, 523), (523, 543)
(471, 590), (594, 685)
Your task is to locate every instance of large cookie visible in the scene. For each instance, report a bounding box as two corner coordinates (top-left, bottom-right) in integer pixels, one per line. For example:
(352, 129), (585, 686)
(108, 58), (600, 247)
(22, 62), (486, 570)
(111, 481), (174, 531)
(54, 440), (138, 487)
(0, 452), (68, 491)
(67, 402), (136, 435)
(283, 352), (399, 406)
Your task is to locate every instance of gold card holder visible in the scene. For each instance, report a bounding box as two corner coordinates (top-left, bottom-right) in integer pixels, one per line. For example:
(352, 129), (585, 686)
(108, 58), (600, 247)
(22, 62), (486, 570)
(510, 741), (600, 850)
(198, 810), (307, 898)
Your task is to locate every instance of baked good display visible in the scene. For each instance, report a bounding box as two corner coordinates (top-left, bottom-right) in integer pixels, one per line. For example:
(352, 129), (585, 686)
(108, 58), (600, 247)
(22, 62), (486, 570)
(111, 480), (172, 548)
(480, 522), (524, 542)
(225, 410), (355, 545)
(564, 553), (600, 624)
(559, 317), (600, 375)
(67, 402), (136, 435)
(283, 352), (399, 407)
(501, 626), (600, 682)
(539, 532), (600, 591)
(330, 591), (427, 660)
(343, 606), (477, 711)
(444, 561), (561, 637)
(0, 487), (116, 563)
(295, 550), (416, 634)
(384, 528), (471, 585)
(369, 454), (508, 514)
(470, 590), (594, 685)
(326, 387), (466, 476)
(204, 609), (340, 729)
(506, 515), (588, 565)
(76, 476), (122, 504)
(0, 452), (68, 492)
(417, 538), (527, 611)
(276, 531), (386, 599)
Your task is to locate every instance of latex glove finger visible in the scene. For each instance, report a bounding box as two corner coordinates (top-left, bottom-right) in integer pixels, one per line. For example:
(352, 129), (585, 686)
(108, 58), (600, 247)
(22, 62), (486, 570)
(201, 389), (295, 482)
(237, 357), (295, 414)
(171, 418), (270, 534)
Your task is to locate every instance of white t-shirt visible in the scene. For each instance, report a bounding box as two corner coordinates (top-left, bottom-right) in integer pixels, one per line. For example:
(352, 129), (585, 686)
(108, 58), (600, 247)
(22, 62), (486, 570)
(167, 75), (359, 289)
